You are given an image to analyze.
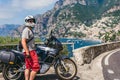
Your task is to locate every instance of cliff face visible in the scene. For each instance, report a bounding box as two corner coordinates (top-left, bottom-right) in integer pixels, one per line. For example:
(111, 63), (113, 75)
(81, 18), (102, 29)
(12, 0), (120, 42)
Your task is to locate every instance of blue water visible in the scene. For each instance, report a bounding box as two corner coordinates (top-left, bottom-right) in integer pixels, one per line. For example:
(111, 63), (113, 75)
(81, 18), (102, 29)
(59, 38), (102, 57)
(41, 37), (102, 57)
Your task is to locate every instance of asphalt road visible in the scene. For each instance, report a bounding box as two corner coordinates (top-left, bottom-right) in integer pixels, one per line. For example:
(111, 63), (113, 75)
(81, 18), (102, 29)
(35, 74), (80, 80)
(102, 51), (120, 80)
(0, 68), (80, 80)
(0, 73), (80, 80)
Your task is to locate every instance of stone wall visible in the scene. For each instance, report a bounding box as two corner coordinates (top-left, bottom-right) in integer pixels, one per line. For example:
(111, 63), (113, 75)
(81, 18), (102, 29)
(73, 41), (120, 65)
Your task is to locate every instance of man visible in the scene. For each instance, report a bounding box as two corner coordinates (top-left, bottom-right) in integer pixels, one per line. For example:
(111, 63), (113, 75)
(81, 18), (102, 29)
(21, 15), (40, 80)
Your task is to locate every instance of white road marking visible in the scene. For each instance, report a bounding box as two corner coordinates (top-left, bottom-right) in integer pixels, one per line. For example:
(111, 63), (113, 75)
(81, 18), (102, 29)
(104, 50), (119, 65)
(114, 79), (120, 80)
(107, 69), (114, 74)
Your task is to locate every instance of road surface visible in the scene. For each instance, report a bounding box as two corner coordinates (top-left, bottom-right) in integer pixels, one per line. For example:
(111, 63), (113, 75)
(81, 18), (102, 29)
(1, 49), (120, 80)
(0, 67), (80, 80)
(102, 50), (120, 80)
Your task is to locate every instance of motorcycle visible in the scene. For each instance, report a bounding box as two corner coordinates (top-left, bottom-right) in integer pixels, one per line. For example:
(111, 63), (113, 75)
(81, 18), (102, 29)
(0, 30), (77, 80)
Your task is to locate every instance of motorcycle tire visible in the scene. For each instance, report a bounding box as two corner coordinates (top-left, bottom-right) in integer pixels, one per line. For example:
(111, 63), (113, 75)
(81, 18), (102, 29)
(55, 58), (77, 80)
(2, 64), (24, 80)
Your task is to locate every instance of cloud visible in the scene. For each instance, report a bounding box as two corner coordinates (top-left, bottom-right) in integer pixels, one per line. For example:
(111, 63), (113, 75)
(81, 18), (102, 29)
(22, 0), (58, 10)
(0, 13), (13, 19)
(0, 0), (58, 19)
(0, 6), (22, 19)
(11, 0), (58, 10)
(0, 7), (16, 19)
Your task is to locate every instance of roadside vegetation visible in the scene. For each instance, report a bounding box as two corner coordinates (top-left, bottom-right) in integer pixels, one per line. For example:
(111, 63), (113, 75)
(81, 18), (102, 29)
(0, 36), (41, 45)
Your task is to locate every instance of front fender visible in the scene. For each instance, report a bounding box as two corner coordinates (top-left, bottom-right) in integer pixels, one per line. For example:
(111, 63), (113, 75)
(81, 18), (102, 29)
(54, 56), (69, 69)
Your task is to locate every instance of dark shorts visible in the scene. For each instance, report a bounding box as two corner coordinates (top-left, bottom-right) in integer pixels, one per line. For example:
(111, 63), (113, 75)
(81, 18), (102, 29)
(24, 50), (40, 72)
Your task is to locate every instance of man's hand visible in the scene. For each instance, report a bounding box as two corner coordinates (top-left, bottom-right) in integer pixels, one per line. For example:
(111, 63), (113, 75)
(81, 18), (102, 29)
(26, 52), (30, 58)
(26, 51), (29, 55)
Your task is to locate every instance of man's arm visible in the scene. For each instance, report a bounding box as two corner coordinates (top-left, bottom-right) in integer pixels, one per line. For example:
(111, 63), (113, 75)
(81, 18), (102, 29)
(22, 38), (29, 56)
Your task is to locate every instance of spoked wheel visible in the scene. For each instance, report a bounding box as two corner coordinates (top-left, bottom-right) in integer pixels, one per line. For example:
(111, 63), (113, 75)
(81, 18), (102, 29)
(2, 64), (24, 80)
(55, 58), (77, 80)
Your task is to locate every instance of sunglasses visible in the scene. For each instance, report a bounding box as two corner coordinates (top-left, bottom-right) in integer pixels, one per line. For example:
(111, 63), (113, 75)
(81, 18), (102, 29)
(28, 19), (36, 23)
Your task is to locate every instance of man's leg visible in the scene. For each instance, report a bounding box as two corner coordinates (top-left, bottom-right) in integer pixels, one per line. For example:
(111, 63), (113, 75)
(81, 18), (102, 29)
(24, 53), (31, 80)
(29, 71), (37, 80)
(25, 69), (30, 80)
(29, 50), (40, 80)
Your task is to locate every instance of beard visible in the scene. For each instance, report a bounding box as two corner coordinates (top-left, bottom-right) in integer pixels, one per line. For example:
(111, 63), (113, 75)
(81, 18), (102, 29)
(25, 22), (36, 28)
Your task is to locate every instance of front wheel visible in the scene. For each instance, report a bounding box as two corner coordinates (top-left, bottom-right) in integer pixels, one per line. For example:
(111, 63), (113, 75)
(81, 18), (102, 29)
(55, 58), (77, 80)
(2, 64), (24, 80)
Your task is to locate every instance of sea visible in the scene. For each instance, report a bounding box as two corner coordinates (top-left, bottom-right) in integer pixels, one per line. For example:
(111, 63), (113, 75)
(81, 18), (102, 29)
(41, 37), (102, 57)
(58, 38), (102, 57)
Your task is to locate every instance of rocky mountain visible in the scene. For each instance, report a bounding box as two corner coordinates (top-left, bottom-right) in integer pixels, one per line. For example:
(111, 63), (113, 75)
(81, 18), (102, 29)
(12, 0), (120, 42)
(0, 24), (20, 36)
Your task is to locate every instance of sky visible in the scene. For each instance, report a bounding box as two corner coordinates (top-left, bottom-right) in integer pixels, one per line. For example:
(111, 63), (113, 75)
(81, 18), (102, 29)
(0, 0), (58, 25)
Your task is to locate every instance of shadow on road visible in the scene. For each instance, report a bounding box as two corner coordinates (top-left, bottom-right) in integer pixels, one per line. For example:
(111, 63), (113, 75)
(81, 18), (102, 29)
(35, 74), (80, 80)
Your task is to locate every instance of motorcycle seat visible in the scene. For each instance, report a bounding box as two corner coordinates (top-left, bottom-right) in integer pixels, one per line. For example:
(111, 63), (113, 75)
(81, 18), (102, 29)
(11, 50), (23, 55)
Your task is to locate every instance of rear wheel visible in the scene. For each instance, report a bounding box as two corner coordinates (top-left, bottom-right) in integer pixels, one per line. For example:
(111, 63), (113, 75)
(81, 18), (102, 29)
(55, 58), (77, 80)
(2, 64), (24, 80)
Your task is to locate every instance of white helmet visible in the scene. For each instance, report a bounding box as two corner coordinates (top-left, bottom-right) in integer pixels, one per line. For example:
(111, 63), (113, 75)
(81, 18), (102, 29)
(24, 15), (36, 27)
(25, 15), (35, 22)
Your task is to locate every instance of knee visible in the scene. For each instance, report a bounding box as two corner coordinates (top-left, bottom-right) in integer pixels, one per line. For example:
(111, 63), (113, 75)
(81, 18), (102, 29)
(25, 69), (30, 76)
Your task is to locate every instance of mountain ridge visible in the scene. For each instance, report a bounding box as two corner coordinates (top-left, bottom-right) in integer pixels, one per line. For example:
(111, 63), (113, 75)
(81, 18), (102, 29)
(0, 24), (20, 36)
(3, 0), (120, 42)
